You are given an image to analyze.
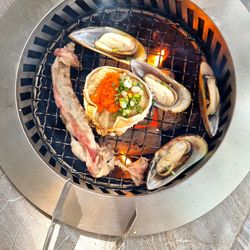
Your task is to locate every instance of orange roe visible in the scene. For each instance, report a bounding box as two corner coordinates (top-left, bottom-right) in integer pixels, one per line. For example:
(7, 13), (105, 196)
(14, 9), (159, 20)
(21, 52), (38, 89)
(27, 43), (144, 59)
(90, 72), (120, 113)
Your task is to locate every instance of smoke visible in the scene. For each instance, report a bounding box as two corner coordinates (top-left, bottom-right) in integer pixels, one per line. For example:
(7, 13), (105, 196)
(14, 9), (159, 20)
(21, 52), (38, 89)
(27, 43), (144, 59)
(109, 8), (130, 23)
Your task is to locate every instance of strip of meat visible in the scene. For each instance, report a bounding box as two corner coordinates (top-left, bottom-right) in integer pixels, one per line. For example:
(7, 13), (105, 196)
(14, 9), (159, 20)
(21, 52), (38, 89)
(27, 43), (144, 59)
(115, 157), (149, 186)
(51, 43), (114, 177)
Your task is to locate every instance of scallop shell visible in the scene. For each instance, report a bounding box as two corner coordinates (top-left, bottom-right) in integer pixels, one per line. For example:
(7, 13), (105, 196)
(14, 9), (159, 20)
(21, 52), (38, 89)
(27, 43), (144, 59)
(84, 66), (152, 136)
(146, 135), (208, 190)
(69, 27), (146, 65)
(131, 60), (191, 113)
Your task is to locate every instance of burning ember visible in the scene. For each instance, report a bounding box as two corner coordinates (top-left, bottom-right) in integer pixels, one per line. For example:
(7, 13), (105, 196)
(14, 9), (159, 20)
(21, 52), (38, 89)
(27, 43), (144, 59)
(110, 155), (132, 179)
(119, 155), (132, 165)
(147, 48), (169, 67)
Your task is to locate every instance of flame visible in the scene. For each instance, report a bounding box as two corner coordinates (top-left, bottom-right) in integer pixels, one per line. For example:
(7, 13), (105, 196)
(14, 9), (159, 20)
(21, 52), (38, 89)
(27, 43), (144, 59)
(119, 155), (132, 165)
(147, 48), (169, 67)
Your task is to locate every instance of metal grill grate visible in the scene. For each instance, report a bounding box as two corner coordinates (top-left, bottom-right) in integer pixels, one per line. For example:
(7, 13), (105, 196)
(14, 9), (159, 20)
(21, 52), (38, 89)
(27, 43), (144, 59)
(16, 1), (233, 196)
(33, 8), (206, 191)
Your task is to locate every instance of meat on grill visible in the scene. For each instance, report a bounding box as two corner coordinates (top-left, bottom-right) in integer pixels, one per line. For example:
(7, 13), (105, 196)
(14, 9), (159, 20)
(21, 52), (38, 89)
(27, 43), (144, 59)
(115, 157), (148, 185)
(51, 43), (115, 178)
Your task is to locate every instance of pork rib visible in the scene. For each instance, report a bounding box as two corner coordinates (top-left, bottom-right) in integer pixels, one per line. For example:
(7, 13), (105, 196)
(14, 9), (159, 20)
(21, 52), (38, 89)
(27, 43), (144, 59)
(51, 43), (115, 177)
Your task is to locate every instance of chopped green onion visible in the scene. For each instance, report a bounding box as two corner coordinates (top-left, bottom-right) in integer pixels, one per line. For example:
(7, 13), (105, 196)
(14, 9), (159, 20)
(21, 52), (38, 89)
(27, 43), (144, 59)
(130, 100), (135, 107)
(171, 170), (176, 176)
(133, 93), (141, 99)
(131, 86), (140, 93)
(136, 105), (142, 113)
(137, 82), (142, 88)
(124, 79), (132, 88)
(121, 90), (127, 97)
(122, 109), (130, 116)
(120, 101), (127, 108)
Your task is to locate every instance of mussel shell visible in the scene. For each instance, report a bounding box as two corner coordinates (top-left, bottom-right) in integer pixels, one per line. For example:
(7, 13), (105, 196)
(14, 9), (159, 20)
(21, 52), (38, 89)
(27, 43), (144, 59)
(69, 27), (146, 65)
(131, 60), (191, 113)
(146, 135), (208, 190)
(199, 61), (220, 137)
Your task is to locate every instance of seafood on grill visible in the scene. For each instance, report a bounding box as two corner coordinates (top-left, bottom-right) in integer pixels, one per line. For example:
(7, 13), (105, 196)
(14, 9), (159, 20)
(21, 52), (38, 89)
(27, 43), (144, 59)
(131, 60), (191, 113)
(51, 43), (115, 178)
(69, 27), (146, 65)
(146, 135), (208, 190)
(199, 61), (220, 137)
(84, 66), (152, 136)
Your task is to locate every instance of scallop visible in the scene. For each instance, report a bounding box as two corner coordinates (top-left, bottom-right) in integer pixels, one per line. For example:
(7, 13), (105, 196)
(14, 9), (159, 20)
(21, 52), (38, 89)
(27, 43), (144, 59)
(131, 60), (191, 113)
(146, 135), (208, 190)
(199, 61), (220, 137)
(69, 27), (146, 65)
(83, 66), (152, 136)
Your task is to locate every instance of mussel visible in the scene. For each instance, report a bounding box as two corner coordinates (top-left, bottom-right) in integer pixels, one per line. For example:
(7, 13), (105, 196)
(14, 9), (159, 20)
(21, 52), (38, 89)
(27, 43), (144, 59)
(199, 61), (220, 137)
(69, 27), (146, 65)
(146, 135), (208, 190)
(131, 60), (191, 113)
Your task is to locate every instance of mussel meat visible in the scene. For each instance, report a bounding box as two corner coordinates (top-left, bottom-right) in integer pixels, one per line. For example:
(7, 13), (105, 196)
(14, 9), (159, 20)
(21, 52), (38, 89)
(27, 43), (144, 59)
(199, 61), (220, 137)
(95, 32), (137, 56)
(131, 60), (191, 113)
(146, 135), (208, 190)
(69, 27), (146, 65)
(144, 74), (178, 107)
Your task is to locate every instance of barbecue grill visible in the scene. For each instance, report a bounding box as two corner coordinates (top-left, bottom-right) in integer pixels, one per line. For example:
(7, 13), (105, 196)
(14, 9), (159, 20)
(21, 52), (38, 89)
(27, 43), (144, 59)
(0, 0), (250, 236)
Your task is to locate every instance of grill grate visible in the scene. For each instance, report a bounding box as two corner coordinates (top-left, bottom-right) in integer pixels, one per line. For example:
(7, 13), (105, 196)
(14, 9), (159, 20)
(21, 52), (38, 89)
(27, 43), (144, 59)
(33, 8), (206, 191)
(16, 2), (233, 196)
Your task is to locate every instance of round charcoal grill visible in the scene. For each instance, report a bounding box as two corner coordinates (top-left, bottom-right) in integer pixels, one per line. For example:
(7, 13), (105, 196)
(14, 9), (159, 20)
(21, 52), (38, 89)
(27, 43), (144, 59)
(1, 0), (250, 236)
(17, 6), (228, 195)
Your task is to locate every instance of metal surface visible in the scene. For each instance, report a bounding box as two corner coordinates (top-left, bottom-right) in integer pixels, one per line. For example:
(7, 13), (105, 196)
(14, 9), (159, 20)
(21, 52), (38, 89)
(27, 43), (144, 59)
(43, 179), (71, 250)
(112, 210), (137, 250)
(0, 0), (250, 236)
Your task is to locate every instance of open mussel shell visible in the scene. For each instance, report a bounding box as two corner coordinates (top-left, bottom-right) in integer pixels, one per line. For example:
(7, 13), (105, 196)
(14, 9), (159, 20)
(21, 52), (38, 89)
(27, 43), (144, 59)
(69, 27), (146, 65)
(146, 135), (208, 190)
(199, 61), (220, 137)
(131, 60), (191, 113)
